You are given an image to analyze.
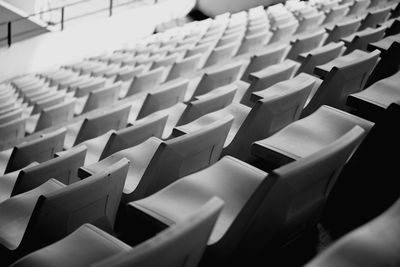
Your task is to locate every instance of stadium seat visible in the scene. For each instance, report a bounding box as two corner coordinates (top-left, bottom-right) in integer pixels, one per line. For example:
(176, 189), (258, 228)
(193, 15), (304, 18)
(358, 6), (392, 30)
(324, 18), (362, 44)
(286, 29), (328, 60)
(342, 25), (387, 54)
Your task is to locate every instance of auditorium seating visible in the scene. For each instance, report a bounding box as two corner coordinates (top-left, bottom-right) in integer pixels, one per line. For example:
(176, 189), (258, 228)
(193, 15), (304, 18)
(1, 0), (399, 265)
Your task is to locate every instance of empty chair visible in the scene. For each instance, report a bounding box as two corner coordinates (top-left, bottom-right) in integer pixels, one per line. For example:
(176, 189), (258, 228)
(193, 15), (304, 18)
(164, 54), (202, 82)
(235, 31), (272, 56)
(295, 11), (326, 34)
(347, 71), (400, 121)
(187, 61), (243, 101)
(78, 116), (233, 203)
(202, 41), (241, 68)
(252, 105), (373, 170)
(64, 104), (131, 149)
(135, 79), (189, 120)
(0, 109), (23, 126)
(239, 60), (300, 106)
(342, 25), (387, 54)
(268, 20), (299, 43)
(306, 196), (400, 267)
(0, 117), (27, 148)
(322, 4), (350, 25)
(302, 49), (380, 116)
(31, 93), (69, 115)
(173, 73), (315, 162)
(358, 6), (392, 31)
(122, 67), (165, 98)
(347, 0), (371, 16)
(68, 113), (167, 166)
(11, 197), (223, 267)
(0, 146), (86, 202)
(150, 53), (180, 71)
(25, 99), (76, 134)
(126, 125), (364, 266)
(0, 127), (66, 174)
(76, 82), (122, 115)
(286, 29), (328, 60)
(241, 44), (289, 82)
(114, 65), (145, 83)
(72, 78), (107, 98)
(324, 18), (362, 44)
(296, 41), (345, 74)
(0, 158), (129, 265)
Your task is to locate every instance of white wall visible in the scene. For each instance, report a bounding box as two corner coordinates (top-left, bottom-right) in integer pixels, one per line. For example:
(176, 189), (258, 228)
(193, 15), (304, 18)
(196, 0), (286, 17)
(0, 0), (196, 82)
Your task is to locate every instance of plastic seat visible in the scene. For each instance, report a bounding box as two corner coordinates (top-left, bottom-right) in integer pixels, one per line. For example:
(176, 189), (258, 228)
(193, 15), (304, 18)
(114, 65), (145, 83)
(174, 74), (314, 162)
(75, 82), (122, 115)
(347, 0), (371, 16)
(186, 61), (243, 101)
(72, 78), (107, 98)
(286, 29), (328, 60)
(135, 79), (189, 120)
(303, 49), (380, 116)
(322, 4), (350, 25)
(342, 25), (387, 54)
(31, 93), (70, 115)
(11, 197), (223, 267)
(202, 41), (241, 68)
(235, 31), (272, 56)
(268, 20), (299, 43)
(0, 109), (23, 125)
(122, 67), (165, 98)
(359, 6), (392, 31)
(239, 60), (300, 106)
(64, 104), (131, 149)
(0, 158), (129, 265)
(0, 127), (66, 174)
(127, 125), (364, 266)
(306, 196), (400, 267)
(0, 146), (86, 202)
(295, 11), (326, 34)
(78, 116), (233, 203)
(324, 18), (362, 44)
(67, 113), (167, 166)
(252, 105), (373, 169)
(25, 98), (76, 134)
(0, 117), (27, 150)
(164, 54), (202, 82)
(240, 44), (289, 82)
(296, 41), (345, 74)
(347, 70), (400, 121)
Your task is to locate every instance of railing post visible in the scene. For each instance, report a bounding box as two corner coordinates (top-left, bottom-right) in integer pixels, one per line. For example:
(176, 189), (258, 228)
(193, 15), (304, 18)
(61, 7), (65, 30)
(109, 0), (113, 17)
(7, 21), (12, 47)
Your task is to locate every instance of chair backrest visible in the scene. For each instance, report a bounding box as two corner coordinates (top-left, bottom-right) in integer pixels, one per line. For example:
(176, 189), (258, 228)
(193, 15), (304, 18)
(5, 127), (66, 173)
(178, 84), (237, 125)
(0, 116), (26, 147)
(136, 79), (189, 120)
(150, 54), (179, 70)
(224, 74), (314, 161)
(0, 108), (22, 125)
(286, 29), (327, 60)
(203, 41), (241, 68)
(241, 44), (288, 82)
(94, 197), (224, 267)
(73, 104), (131, 146)
(305, 196), (400, 267)
(31, 94), (66, 115)
(324, 18), (362, 44)
(35, 99), (76, 132)
(240, 60), (300, 107)
(297, 41), (345, 74)
(236, 31), (271, 56)
(268, 20), (299, 43)
(12, 146), (87, 196)
(125, 67), (165, 97)
(344, 26), (387, 54)
(115, 65), (145, 82)
(322, 4), (350, 25)
(359, 6), (392, 31)
(140, 115), (233, 197)
(74, 79), (106, 98)
(347, 0), (371, 16)
(81, 82), (122, 114)
(165, 54), (202, 82)
(295, 11), (325, 34)
(302, 49), (380, 116)
(27, 158), (129, 248)
(192, 61), (243, 98)
(232, 126), (365, 263)
(101, 113), (168, 159)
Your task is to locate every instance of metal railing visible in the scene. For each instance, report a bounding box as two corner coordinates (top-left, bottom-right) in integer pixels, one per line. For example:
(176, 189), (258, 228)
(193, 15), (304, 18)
(0, 0), (156, 47)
